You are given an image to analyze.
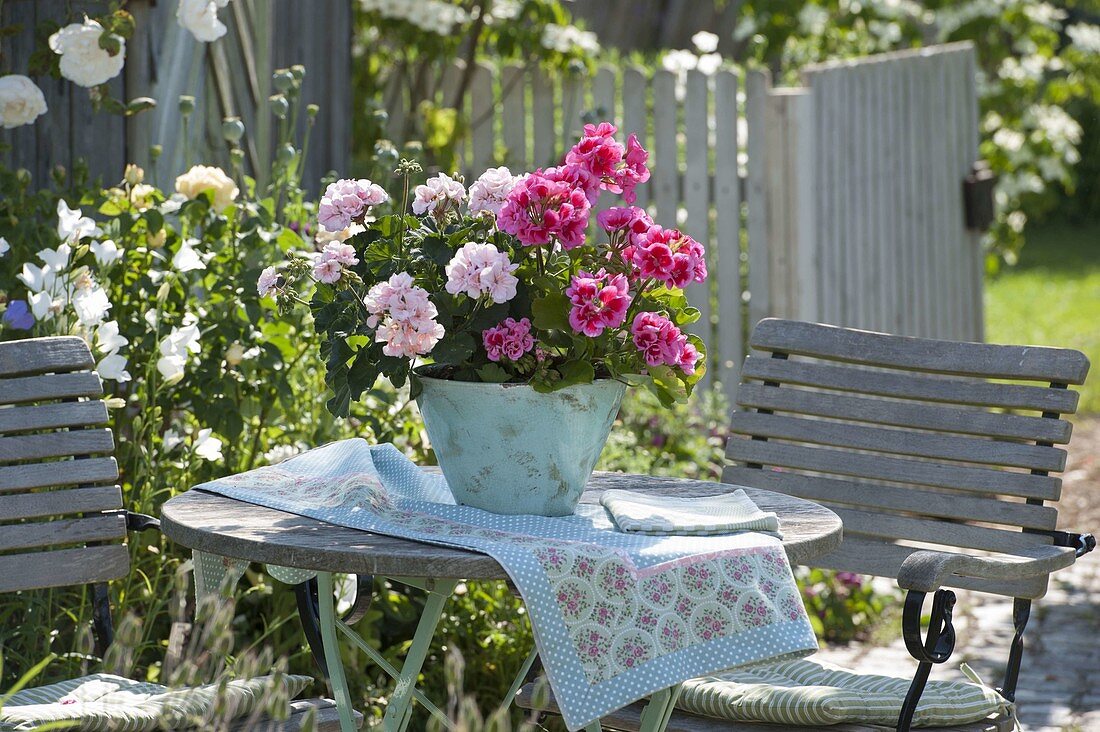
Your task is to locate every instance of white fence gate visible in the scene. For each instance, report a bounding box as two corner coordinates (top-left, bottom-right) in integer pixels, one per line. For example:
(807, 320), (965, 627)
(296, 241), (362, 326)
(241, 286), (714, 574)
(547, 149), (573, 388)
(447, 43), (985, 401)
(753, 42), (984, 343)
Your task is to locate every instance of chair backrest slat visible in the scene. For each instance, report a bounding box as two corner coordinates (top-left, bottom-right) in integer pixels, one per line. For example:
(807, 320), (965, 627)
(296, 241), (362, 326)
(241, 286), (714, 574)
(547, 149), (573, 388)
(0, 400), (109, 434)
(0, 485), (124, 522)
(750, 318), (1090, 384)
(0, 514), (126, 553)
(727, 438), (1060, 500)
(736, 382), (1072, 443)
(0, 336), (127, 593)
(729, 410), (1066, 472)
(741, 355), (1081, 414)
(726, 319), (1090, 600)
(0, 372), (106, 404)
(722, 466), (1059, 531)
(0, 545), (130, 594)
(0, 457), (119, 493)
(0, 338), (96, 377)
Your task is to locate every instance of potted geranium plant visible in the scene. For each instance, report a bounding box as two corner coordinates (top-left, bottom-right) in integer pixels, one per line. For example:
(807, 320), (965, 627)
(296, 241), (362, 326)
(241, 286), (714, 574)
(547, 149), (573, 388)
(262, 122), (707, 516)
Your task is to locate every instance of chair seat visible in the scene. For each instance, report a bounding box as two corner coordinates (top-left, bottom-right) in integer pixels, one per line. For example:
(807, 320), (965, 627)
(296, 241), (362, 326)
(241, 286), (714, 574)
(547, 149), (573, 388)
(515, 683), (1014, 732)
(0, 674), (363, 732)
(224, 698), (363, 731)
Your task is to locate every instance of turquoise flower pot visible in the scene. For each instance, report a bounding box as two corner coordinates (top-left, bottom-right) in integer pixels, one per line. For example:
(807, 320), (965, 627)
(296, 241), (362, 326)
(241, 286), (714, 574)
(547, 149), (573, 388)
(416, 376), (626, 516)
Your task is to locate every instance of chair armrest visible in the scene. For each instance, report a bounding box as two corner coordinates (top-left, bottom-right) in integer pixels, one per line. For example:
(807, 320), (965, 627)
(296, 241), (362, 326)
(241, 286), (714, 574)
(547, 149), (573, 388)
(897, 544), (1077, 592)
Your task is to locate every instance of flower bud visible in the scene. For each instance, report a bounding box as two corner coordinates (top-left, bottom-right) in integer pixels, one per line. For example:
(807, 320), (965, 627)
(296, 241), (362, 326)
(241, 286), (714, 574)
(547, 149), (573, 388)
(178, 95), (196, 115)
(272, 69), (294, 92)
(306, 104), (319, 119)
(222, 117), (245, 143)
(148, 229), (167, 249)
(276, 143), (296, 165)
(229, 148), (245, 168)
(15, 168), (31, 187)
(374, 140), (398, 165)
(104, 397), (126, 409)
(149, 144), (163, 161)
(269, 94), (289, 119)
(124, 164), (144, 186)
(290, 64), (305, 82)
(224, 342), (246, 367)
(156, 280), (171, 302)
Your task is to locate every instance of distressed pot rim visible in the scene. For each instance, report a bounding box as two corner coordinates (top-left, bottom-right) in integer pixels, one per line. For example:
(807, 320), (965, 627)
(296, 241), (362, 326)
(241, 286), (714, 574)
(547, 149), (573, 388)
(414, 372), (627, 393)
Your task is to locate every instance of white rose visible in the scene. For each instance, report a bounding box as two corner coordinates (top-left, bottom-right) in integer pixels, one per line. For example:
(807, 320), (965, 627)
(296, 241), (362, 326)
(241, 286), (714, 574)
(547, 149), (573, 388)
(193, 428), (224, 461)
(0, 75), (47, 129)
(49, 19), (125, 88)
(177, 0), (232, 43)
(691, 31), (719, 54)
(174, 164), (239, 211)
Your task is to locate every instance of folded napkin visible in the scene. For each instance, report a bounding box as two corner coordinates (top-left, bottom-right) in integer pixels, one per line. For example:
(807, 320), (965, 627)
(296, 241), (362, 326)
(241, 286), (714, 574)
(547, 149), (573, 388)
(600, 488), (781, 536)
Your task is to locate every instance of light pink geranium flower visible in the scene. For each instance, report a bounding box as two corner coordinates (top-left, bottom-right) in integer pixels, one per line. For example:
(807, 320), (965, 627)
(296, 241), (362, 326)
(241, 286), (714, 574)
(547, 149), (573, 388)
(444, 242), (518, 303)
(468, 167), (518, 215)
(257, 266), (280, 297)
(412, 173), (466, 217)
(318, 178), (388, 232)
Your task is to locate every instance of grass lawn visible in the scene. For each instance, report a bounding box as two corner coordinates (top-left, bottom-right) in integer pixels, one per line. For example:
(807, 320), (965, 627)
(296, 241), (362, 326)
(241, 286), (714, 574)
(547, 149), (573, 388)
(985, 221), (1100, 414)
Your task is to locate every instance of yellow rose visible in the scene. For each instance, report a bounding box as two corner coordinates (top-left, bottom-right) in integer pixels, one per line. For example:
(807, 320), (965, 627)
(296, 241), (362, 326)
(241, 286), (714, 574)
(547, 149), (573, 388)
(174, 164), (239, 212)
(130, 184), (156, 212)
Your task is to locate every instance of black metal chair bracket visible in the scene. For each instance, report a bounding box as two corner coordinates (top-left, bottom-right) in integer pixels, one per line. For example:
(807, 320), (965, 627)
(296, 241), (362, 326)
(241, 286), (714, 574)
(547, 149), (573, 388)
(293, 574), (374, 680)
(1049, 530), (1096, 558)
(897, 589), (957, 732)
(124, 510), (161, 533)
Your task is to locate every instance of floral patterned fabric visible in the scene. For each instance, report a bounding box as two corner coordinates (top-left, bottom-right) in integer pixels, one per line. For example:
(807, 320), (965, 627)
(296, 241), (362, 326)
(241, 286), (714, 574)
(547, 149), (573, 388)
(194, 439), (817, 731)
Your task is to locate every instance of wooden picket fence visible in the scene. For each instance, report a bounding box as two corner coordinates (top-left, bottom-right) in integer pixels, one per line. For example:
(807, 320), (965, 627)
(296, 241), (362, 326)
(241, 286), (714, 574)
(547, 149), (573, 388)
(438, 43), (984, 400)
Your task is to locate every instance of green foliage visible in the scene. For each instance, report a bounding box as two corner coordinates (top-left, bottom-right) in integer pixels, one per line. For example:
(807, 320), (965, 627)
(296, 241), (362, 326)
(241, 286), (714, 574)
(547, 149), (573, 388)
(349, 0), (598, 172)
(731, 0), (1100, 263)
(797, 569), (900, 644)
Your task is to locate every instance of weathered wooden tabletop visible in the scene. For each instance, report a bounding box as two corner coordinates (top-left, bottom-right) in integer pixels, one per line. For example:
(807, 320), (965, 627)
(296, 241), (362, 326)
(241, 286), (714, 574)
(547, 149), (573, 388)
(161, 471), (843, 580)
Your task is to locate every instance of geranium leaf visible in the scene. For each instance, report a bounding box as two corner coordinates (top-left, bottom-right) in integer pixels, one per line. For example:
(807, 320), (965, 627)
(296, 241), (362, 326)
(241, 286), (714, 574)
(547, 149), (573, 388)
(531, 292), (571, 331)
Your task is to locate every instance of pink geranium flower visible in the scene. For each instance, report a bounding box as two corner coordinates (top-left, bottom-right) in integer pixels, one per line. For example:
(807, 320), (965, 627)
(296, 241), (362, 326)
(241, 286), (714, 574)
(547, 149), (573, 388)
(566, 269), (632, 337)
(482, 317), (535, 362)
(560, 122), (651, 205)
(630, 225), (707, 289)
(497, 170), (592, 249)
(630, 311), (698, 374)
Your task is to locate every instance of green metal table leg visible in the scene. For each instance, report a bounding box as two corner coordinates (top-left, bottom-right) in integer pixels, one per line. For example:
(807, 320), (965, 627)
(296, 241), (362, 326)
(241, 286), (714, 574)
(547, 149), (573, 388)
(585, 722), (603, 731)
(637, 683), (682, 732)
(495, 644), (540, 719)
(382, 578), (459, 732)
(317, 572), (358, 732)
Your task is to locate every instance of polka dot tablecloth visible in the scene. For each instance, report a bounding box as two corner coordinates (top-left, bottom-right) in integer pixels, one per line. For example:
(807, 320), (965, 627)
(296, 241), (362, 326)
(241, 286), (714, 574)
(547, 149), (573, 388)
(193, 440), (819, 731)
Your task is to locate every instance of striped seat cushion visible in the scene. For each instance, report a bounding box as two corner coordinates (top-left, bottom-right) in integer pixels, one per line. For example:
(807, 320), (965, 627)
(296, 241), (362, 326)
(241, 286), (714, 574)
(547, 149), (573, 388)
(677, 658), (1010, 727)
(0, 673), (313, 731)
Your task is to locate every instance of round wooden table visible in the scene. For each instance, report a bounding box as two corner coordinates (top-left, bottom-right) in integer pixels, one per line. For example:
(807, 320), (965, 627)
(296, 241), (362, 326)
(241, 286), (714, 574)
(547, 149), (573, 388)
(162, 471), (843, 579)
(161, 471), (842, 732)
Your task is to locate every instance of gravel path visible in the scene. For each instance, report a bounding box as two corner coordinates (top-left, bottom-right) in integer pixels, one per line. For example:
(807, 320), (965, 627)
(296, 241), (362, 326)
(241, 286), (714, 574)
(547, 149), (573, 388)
(815, 418), (1100, 732)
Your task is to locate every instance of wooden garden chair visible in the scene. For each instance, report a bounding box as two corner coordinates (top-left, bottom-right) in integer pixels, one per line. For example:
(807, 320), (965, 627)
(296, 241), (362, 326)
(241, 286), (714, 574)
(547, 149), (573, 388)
(519, 318), (1094, 732)
(0, 336), (362, 730)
